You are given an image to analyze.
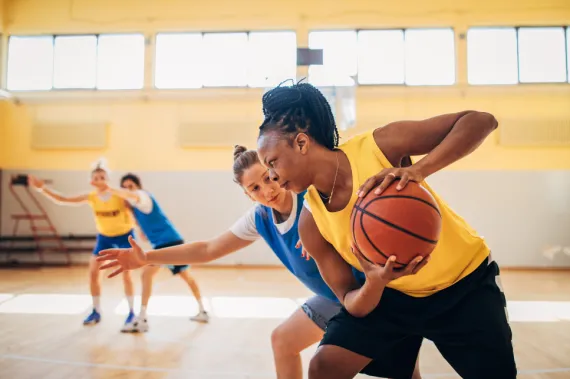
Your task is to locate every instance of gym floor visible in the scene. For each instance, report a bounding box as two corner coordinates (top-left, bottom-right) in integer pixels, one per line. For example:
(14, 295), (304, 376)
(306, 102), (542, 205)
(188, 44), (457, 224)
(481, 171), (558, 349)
(0, 266), (569, 379)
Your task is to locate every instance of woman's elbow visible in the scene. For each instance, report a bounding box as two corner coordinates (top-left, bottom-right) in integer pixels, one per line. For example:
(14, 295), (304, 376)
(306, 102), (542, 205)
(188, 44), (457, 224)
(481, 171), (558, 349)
(473, 111), (498, 132)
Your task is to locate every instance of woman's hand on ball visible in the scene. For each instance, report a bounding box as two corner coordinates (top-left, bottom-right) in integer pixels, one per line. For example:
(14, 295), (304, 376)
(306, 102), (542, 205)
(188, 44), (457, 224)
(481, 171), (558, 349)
(356, 166), (424, 197)
(352, 242), (430, 286)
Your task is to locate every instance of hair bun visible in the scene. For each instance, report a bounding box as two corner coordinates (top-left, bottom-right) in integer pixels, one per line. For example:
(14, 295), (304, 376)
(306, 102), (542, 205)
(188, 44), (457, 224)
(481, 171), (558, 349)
(91, 157), (110, 173)
(233, 145), (248, 161)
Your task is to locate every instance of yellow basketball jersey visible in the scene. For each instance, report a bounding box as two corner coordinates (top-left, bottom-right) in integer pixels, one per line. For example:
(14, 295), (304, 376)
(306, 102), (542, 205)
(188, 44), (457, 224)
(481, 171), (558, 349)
(305, 130), (490, 297)
(87, 192), (133, 237)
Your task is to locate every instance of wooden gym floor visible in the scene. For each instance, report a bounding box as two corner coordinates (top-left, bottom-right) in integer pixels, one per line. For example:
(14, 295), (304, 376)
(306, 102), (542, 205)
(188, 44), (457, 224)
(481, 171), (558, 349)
(0, 266), (569, 379)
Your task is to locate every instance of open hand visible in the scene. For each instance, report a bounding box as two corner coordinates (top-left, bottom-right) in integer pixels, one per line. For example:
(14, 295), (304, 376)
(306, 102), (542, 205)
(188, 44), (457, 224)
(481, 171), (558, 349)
(96, 235), (147, 278)
(356, 166), (424, 197)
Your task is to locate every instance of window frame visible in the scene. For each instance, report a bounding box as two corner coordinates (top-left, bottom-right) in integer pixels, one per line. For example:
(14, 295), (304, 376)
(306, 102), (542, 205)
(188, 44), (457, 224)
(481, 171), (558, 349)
(153, 29), (298, 89)
(467, 25), (570, 86)
(309, 27), (457, 87)
(6, 32), (146, 92)
(307, 29), (359, 87)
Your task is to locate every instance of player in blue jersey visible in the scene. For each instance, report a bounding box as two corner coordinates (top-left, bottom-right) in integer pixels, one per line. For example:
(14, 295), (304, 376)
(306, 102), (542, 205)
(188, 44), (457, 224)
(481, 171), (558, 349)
(103, 173), (209, 332)
(97, 146), (422, 379)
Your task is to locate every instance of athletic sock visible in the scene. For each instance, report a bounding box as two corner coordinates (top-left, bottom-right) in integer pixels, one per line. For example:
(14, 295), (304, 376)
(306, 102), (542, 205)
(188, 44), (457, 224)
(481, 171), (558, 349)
(127, 296), (135, 312)
(139, 305), (148, 319)
(92, 296), (101, 313)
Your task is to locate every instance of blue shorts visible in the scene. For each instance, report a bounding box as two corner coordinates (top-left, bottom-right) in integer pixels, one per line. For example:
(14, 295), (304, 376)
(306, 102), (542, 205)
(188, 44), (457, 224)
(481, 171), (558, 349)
(93, 230), (134, 256)
(154, 240), (189, 275)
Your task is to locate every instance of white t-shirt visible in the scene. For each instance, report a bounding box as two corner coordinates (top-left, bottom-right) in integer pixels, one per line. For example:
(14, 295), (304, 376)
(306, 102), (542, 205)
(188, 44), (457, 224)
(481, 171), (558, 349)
(230, 194), (299, 241)
(303, 199), (312, 213)
(127, 190), (153, 214)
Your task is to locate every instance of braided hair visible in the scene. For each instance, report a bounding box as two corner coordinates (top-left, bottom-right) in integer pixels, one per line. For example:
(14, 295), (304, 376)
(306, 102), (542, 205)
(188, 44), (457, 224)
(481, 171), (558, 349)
(259, 81), (339, 150)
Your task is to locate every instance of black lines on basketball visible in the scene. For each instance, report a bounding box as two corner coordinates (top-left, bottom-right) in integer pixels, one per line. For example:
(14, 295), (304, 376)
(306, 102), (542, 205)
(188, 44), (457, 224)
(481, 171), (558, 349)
(368, 195), (442, 217)
(350, 181), (442, 266)
(359, 209), (406, 267)
(354, 204), (438, 245)
(350, 201), (362, 260)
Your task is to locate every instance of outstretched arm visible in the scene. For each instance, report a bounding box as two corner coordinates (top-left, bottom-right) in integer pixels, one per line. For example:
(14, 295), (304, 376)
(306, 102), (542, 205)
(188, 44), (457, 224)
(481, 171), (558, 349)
(28, 175), (88, 205)
(106, 186), (140, 203)
(147, 230), (253, 265)
(97, 231), (254, 277)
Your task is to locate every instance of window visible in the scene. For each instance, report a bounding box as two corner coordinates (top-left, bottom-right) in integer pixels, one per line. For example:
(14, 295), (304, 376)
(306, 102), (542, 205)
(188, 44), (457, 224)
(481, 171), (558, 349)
(155, 31), (297, 88)
(97, 34), (145, 90)
(357, 30), (405, 85)
(53, 35), (97, 89)
(518, 27), (567, 83)
(308, 31), (358, 87)
(155, 31), (297, 89)
(202, 33), (249, 87)
(247, 31), (297, 88)
(404, 29), (455, 85)
(155, 33), (203, 89)
(7, 36), (54, 91)
(7, 33), (145, 91)
(312, 28), (455, 86)
(467, 26), (569, 84)
(566, 26), (570, 83)
(467, 28), (518, 85)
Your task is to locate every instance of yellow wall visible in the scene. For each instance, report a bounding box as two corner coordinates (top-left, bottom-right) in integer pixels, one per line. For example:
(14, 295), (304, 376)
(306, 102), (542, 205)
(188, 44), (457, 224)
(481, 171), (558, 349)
(0, 102), (5, 167)
(0, 0), (6, 168)
(2, 0), (570, 171)
(0, 0), (4, 33)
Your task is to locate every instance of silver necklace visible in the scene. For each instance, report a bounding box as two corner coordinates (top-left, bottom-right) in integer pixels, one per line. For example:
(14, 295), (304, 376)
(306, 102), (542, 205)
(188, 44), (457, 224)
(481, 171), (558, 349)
(319, 151), (340, 205)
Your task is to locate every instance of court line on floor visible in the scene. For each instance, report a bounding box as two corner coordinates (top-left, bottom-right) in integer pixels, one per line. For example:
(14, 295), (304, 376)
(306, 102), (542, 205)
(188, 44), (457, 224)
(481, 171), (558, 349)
(1, 353), (569, 377)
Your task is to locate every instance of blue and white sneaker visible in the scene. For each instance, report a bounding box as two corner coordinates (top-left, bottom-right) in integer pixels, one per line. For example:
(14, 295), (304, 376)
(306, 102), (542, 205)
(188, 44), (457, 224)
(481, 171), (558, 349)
(83, 309), (101, 325)
(120, 311), (136, 332)
(122, 316), (149, 333)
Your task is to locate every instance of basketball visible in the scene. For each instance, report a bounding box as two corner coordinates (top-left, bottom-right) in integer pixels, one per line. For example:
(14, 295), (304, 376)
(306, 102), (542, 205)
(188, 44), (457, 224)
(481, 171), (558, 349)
(351, 180), (442, 268)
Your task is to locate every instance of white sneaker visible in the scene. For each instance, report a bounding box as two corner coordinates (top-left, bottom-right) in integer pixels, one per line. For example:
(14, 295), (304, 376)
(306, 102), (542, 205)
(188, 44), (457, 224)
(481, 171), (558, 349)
(190, 311), (210, 323)
(121, 317), (149, 333)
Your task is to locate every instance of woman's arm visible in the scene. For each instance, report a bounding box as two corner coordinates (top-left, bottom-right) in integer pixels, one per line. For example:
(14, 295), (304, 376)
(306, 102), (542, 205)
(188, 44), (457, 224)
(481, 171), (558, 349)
(28, 175), (88, 204)
(146, 230), (254, 265)
(375, 110), (498, 174)
(97, 230), (255, 277)
(358, 111), (498, 196)
(298, 208), (426, 317)
(106, 186), (140, 203)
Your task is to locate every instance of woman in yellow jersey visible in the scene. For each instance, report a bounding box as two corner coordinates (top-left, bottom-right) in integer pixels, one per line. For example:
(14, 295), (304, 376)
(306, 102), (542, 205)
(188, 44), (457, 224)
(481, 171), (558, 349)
(28, 160), (137, 331)
(256, 82), (516, 379)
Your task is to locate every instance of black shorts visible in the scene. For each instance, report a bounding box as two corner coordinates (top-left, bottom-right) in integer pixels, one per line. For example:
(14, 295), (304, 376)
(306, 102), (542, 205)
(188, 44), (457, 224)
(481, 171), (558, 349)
(154, 240), (189, 275)
(321, 256), (516, 379)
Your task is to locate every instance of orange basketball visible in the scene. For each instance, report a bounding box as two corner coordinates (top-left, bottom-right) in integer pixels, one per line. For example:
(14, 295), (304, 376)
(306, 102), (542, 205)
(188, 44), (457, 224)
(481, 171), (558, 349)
(350, 180), (442, 268)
